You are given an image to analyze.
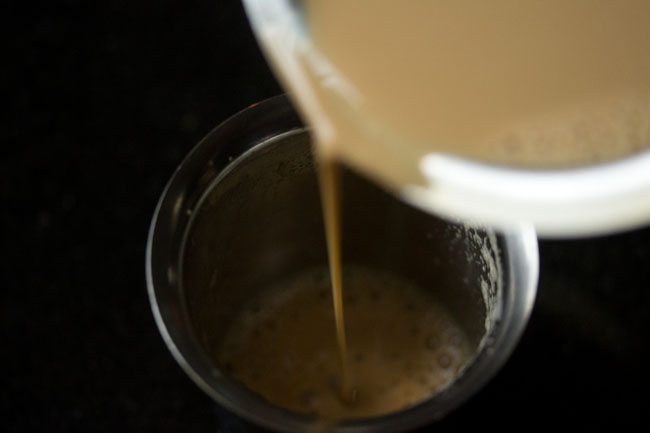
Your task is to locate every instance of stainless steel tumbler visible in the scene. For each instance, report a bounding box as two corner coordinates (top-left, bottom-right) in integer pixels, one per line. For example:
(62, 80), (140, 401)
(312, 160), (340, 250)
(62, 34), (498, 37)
(146, 95), (539, 432)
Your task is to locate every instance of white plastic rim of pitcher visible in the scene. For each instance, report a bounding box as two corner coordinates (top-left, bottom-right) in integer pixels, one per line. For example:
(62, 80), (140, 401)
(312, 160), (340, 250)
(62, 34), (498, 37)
(242, 0), (650, 238)
(405, 152), (650, 237)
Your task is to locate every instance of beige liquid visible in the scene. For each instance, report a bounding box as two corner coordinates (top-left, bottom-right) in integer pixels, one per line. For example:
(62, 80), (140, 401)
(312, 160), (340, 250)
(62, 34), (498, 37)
(219, 267), (471, 419)
(269, 0), (650, 190)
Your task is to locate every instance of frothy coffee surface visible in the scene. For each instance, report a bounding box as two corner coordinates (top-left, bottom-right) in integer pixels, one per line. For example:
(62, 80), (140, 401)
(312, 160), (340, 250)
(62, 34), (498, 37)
(218, 267), (471, 419)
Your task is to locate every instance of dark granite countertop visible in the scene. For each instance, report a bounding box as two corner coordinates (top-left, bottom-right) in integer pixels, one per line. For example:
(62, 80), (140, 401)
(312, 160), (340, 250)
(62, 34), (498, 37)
(4, 1), (649, 431)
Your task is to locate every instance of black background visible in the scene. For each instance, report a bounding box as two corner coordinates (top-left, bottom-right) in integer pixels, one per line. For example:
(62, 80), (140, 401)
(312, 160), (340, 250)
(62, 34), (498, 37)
(4, 1), (649, 431)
